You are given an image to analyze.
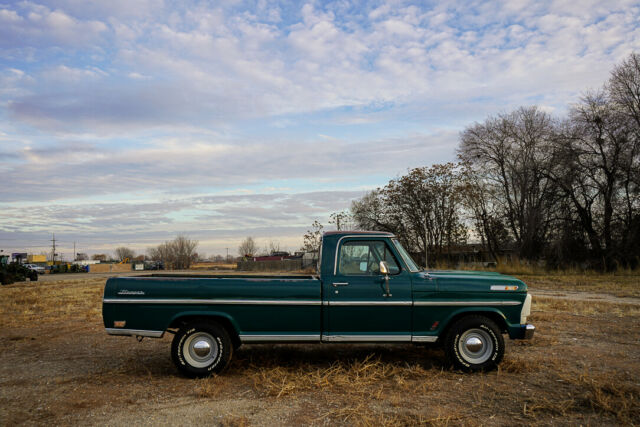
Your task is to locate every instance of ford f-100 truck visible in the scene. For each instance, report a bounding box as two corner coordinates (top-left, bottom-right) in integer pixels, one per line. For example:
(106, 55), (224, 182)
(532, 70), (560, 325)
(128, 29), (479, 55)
(103, 231), (534, 377)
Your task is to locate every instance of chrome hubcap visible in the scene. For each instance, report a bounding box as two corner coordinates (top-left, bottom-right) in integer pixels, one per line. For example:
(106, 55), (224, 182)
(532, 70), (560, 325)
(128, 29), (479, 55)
(183, 332), (219, 368)
(465, 336), (483, 352)
(458, 328), (493, 364)
(193, 340), (211, 357)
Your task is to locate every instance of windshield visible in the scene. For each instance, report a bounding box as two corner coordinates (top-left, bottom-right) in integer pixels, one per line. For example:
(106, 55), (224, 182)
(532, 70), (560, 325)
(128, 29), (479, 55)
(392, 239), (420, 272)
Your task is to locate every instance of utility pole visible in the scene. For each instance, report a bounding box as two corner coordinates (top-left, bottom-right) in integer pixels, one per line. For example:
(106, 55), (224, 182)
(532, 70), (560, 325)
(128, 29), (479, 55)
(51, 233), (57, 264)
(73, 241), (76, 262)
(226, 247), (229, 262)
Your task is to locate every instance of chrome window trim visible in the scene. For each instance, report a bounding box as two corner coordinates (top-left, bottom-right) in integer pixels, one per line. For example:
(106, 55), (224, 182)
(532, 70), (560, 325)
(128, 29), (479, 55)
(240, 334), (320, 342)
(103, 298), (321, 305)
(414, 300), (521, 306)
(391, 238), (420, 272)
(317, 236), (323, 274)
(322, 335), (411, 342)
(332, 234), (395, 275)
(106, 328), (164, 338)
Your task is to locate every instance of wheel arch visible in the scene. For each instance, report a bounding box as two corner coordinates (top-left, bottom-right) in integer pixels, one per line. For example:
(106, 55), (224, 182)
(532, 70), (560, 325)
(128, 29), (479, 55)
(438, 308), (508, 342)
(168, 311), (241, 350)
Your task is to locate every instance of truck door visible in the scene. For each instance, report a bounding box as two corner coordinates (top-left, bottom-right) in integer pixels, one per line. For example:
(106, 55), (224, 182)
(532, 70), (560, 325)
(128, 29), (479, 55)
(324, 238), (412, 341)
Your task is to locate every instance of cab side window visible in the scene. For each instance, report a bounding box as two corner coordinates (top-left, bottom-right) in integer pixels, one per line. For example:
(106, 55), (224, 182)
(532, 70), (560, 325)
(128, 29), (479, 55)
(338, 240), (400, 275)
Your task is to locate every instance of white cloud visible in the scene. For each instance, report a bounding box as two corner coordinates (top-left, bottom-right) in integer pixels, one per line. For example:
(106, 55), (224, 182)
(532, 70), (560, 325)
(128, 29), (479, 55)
(0, 3), (108, 48)
(1, 0), (640, 250)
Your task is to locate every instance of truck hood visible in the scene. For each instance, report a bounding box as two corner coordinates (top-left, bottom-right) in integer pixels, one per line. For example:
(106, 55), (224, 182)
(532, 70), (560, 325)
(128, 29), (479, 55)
(417, 270), (527, 293)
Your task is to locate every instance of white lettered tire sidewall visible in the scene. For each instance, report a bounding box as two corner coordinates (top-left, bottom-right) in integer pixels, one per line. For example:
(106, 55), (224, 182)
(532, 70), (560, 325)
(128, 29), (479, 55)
(445, 315), (504, 372)
(171, 322), (233, 378)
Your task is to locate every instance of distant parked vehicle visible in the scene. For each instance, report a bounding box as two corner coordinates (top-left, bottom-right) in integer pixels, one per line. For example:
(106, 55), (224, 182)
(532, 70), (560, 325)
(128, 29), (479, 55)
(1, 256), (38, 285)
(24, 264), (45, 274)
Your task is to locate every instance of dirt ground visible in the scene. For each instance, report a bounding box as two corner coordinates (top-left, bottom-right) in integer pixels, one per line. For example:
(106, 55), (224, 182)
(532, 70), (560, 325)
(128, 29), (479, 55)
(0, 272), (639, 426)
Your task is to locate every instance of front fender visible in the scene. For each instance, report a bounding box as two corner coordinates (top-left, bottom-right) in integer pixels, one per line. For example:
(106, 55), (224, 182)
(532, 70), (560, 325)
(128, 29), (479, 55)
(436, 307), (511, 336)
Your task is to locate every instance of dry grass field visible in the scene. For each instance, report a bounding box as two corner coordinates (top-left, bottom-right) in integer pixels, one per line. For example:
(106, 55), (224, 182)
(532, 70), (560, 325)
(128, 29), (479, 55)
(0, 272), (639, 426)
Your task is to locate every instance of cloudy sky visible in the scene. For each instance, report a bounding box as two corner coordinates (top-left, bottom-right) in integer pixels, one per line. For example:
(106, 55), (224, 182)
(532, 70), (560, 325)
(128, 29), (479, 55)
(1, 0), (639, 258)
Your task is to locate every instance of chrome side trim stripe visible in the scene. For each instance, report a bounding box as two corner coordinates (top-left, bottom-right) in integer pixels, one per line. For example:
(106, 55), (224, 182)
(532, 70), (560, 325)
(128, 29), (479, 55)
(240, 334), (320, 342)
(414, 300), (521, 306)
(103, 298), (321, 305)
(411, 335), (439, 343)
(105, 299), (520, 307)
(326, 300), (520, 306)
(327, 300), (413, 306)
(106, 328), (164, 338)
(322, 335), (411, 342)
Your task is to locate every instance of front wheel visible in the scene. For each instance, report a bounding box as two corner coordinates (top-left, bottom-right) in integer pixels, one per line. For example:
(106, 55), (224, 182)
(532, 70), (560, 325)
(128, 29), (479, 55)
(444, 315), (504, 372)
(171, 322), (233, 378)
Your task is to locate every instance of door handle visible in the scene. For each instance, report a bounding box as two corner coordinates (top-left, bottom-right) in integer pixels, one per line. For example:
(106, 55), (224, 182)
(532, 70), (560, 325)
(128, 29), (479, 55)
(332, 282), (349, 287)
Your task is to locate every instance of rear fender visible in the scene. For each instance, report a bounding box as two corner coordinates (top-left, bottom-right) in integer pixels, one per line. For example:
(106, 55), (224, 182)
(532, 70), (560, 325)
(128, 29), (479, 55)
(167, 311), (241, 337)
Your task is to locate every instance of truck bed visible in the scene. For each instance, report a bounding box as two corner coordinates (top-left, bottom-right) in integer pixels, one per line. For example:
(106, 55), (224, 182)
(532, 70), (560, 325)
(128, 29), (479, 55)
(102, 274), (322, 338)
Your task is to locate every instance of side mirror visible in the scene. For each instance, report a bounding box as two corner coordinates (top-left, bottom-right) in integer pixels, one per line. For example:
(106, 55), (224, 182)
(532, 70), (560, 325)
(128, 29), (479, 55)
(379, 261), (391, 297)
(379, 261), (389, 275)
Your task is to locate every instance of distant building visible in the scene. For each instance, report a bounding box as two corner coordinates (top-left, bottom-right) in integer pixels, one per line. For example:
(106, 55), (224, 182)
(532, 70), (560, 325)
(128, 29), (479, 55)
(11, 253), (28, 263)
(28, 254), (47, 263)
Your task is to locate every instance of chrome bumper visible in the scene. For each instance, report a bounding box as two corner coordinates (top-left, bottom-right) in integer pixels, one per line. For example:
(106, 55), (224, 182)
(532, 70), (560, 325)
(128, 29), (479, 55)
(523, 324), (535, 339)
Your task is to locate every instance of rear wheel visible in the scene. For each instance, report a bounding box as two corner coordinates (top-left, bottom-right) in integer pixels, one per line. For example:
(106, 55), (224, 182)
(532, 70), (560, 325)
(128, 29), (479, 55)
(444, 315), (504, 372)
(171, 322), (233, 378)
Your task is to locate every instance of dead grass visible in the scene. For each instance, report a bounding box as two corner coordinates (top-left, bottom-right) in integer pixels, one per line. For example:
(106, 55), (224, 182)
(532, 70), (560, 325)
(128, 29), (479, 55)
(523, 273), (640, 297)
(1, 273), (639, 425)
(575, 373), (640, 424)
(524, 371), (640, 424)
(534, 296), (640, 316)
(220, 414), (249, 427)
(0, 278), (104, 328)
(196, 375), (225, 398)
(247, 353), (437, 398)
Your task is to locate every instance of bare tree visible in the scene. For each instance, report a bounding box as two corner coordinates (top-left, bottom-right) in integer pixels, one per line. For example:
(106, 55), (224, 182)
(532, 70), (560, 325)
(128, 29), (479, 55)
(91, 253), (107, 261)
(238, 237), (257, 257)
(301, 221), (323, 253)
(147, 236), (198, 270)
(172, 235), (199, 269)
(549, 88), (639, 267)
(460, 165), (509, 261)
(268, 240), (281, 254)
(351, 190), (392, 231)
(114, 247), (136, 262)
(351, 163), (468, 266)
(458, 106), (558, 259)
(609, 53), (640, 129)
(329, 210), (356, 231)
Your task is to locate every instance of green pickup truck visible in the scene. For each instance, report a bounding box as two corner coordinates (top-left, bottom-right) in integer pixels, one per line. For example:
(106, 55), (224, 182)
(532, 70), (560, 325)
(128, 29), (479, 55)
(103, 231), (534, 377)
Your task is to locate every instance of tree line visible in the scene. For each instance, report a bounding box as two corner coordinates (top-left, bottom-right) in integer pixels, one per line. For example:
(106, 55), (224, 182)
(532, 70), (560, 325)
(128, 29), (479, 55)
(91, 235), (200, 269)
(348, 53), (640, 270)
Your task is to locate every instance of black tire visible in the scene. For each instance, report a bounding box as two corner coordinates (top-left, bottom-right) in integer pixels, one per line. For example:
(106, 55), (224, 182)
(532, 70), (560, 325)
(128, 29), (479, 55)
(171, 321), (233, 378)
(444, 315), (504, 372)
